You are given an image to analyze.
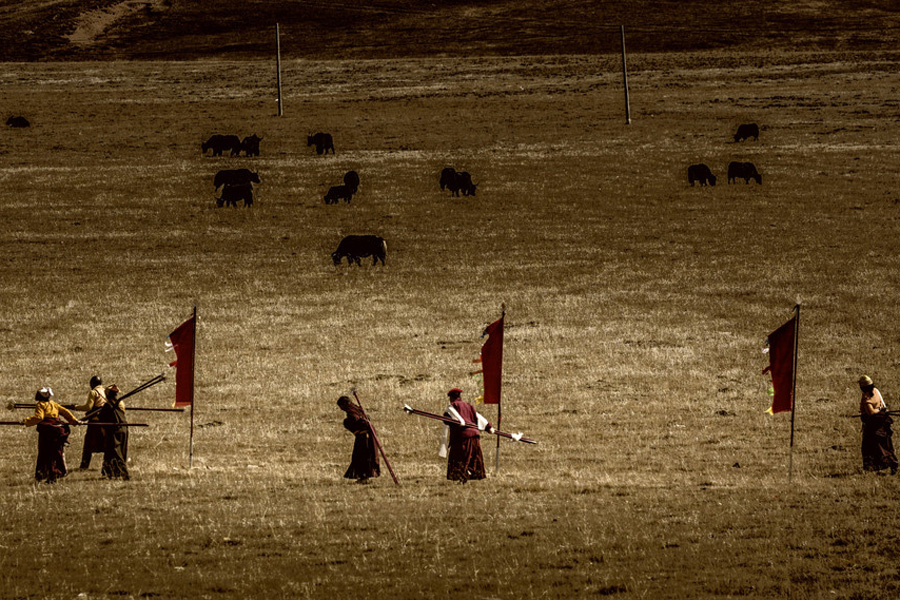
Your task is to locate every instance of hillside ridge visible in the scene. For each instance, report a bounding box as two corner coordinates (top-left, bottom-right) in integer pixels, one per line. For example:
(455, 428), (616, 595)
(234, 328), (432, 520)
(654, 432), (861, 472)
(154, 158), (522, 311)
(1, 0), (899, 61)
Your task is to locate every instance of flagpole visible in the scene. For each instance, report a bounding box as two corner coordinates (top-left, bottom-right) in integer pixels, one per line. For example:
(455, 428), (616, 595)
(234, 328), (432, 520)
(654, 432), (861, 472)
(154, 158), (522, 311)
(189, 305), (197, 468)
(788, 303), (800, 483)
(495, 304), (505, 475)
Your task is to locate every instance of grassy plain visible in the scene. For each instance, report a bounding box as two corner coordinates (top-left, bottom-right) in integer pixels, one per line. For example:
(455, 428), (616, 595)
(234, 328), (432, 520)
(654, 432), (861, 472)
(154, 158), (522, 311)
(1, 51), (900, 599)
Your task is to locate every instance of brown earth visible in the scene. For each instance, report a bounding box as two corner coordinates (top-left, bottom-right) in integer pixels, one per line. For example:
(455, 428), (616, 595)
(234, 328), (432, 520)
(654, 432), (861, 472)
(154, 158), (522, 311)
(1, 0), (899, 61)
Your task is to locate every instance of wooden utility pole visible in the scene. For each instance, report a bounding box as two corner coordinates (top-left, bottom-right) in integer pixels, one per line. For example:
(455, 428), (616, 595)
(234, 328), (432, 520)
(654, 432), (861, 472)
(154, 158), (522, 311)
(276, 23), (284, 116)
(620, 25), (631, 125)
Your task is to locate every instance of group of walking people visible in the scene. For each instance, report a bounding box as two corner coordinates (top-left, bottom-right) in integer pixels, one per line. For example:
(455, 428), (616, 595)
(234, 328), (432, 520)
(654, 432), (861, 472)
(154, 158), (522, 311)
(22, 375), (130, 483)
(337, 387), (493, 484)
(19, 374), (897, 484)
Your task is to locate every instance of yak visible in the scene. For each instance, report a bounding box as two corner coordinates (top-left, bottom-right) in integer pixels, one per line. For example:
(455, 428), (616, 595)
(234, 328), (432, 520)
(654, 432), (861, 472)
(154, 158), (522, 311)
(440, 168), (477, 196)
(216, 182), (254, 207)
(733, 123), (759, 142)
(308, 132), (335, 155)
(332, 235), (387, 266)
(343, 170), (360, 193)
(727, 161), (762, 184)
(214, 169), (260, 190)
(241, 134), (262, 157)
(324, 184), (355, 205)
(688, 164), (717, 187)
(6, 116), (30, 128)
(202, 134), (242, 157)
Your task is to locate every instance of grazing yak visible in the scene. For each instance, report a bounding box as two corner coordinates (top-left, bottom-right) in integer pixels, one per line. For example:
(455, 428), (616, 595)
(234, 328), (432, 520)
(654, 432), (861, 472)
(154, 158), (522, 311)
(332, 235), (387, 266)
(343, 170), (360, 193)
(241, 134), (262, 157)
(324, 184), (355, 204)
(688, 164), (717, 187)
(733, 123), (759, 142)
(202, 134), (242, 157)
(440, 168), (477, 196)
(308, 132), (335, 155)
(214, 169), (260, 190)
(6, 116), (30, 128)
(727, 161), (762, 184)
(216, 182), (254, 207)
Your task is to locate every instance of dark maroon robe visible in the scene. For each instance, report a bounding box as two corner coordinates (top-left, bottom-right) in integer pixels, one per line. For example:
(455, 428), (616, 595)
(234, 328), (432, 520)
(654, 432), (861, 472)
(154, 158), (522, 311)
(35, 418), (71, 483)
(861, 412), (898, 473)
(99, 400), (129, 480)
(445, 399), (488, 483)
(341, 404), (380, 480)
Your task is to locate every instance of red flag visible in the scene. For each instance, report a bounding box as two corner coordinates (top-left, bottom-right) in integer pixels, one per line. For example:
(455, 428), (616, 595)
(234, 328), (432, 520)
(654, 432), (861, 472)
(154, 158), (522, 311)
(168, 316), (196, 407)
(480, 315), (504, 405)
(765, 314), (796, 414)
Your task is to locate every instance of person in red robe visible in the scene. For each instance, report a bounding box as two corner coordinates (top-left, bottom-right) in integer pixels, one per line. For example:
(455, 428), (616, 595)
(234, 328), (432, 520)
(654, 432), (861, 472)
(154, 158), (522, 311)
(337, 396), (380, 483)
(442, 388), (492, 483)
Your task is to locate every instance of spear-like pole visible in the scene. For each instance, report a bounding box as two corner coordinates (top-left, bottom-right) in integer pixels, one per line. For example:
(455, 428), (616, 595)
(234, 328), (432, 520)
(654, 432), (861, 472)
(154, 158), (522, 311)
(352, 390), (400, 486)
(10, 404), (182, 413)
(0, 422), (149, 427)
(403, 404), (537, 444)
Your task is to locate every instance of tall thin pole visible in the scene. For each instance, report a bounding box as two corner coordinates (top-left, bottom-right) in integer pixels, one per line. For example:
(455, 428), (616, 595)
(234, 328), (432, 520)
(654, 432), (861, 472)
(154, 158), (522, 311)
(352, 390), (400, 486)
(788, 303), (800, 483)
(494, 303), (505, 475)
(620, 25), (631, 125)
(189, 305), (197, 468)
(275, 23), (284, 117)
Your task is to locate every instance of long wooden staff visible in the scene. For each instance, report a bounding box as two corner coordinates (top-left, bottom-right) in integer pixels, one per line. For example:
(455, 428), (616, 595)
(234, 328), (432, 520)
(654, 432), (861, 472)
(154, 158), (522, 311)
(403, 404), (537, 444)
(0, 421), (149, 427)
(11, 404), (183, 413)
(352, 390), (400, 486)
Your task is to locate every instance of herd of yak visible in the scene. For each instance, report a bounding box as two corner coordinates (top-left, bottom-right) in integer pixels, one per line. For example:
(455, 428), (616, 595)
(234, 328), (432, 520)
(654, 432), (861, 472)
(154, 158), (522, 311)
(6, 115), (762, 267)
(687, 123), (763, 186)
(202, 131), (478, 267)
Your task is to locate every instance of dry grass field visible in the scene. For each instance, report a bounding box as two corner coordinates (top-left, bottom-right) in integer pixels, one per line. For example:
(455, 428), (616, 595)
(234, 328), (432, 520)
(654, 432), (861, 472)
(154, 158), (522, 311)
(2, 49), (900, 599)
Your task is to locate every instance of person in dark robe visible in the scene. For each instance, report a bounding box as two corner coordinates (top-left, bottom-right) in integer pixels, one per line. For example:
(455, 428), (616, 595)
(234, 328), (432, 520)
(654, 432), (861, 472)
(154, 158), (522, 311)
(442, 388), (492, 483)
(858, 375), (898, 474)
(337, 396), (380, 483)
(23, 387), (82, 483)
(99, 385), (129, 480)
(73, 374), (107, 469)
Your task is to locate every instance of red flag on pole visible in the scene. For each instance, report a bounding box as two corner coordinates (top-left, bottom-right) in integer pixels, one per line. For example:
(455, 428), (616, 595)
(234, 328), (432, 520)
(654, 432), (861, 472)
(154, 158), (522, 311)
(480, 315), (504, 406)
(764, 313), (797, 414)
(167, 315), (196, 408)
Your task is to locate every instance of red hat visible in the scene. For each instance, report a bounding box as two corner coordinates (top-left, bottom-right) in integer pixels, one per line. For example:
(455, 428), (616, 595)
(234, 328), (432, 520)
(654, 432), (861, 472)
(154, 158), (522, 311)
(447, 388), (463, 397)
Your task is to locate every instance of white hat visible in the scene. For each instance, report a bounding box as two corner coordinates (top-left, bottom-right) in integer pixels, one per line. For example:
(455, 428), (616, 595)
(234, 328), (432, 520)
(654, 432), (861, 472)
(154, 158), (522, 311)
(38, 387), (53, 398)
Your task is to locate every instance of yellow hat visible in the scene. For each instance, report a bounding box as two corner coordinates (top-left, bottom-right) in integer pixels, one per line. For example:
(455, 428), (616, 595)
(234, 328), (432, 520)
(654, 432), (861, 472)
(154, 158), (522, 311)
(859, 375), (873, 387)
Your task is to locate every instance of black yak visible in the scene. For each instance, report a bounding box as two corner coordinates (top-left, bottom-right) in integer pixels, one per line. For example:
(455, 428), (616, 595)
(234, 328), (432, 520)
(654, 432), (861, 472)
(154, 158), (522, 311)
(241, 134), (262, 157)
(440, 168), (477, 196)
(216, 182), (254, 207)
(214, 169), (260, 190)
(202, 134), (242, 157)
(332, 235), (387, 266)
(343, 170), (360, 193)
(688, 164), (717, 187)
(727, 161), (762, 184)
(308, 133), (335, 155)
(6, 116), (30, 128)
(733, 123), (759, 142)
(324, 184), (355, 205)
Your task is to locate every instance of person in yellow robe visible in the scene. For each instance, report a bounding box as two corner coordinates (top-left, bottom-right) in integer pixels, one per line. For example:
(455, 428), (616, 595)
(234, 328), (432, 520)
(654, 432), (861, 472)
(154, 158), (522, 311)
(24, 387), (82, 483)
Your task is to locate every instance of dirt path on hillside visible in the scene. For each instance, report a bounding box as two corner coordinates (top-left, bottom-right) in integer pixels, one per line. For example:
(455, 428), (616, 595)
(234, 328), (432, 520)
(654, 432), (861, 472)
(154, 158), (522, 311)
(66, 0), (167, 46)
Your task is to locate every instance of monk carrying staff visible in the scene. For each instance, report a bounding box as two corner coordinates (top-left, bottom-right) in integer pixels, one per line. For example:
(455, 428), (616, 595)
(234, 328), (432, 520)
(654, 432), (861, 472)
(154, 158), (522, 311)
(441, 388), (492, 483)
(858, 375), (898, 474)
(73, 375), (106, 470)
(98, 385), (129, 480)
(337, 396), (380, 483)
(23, 387), (83, 483)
